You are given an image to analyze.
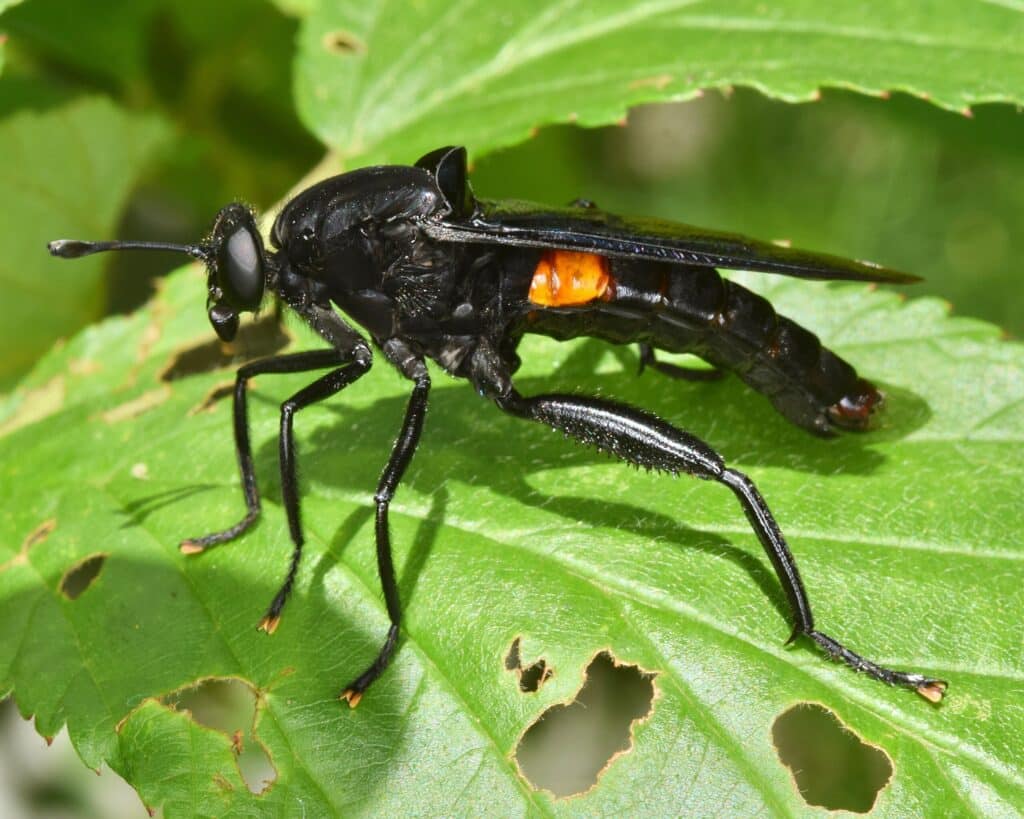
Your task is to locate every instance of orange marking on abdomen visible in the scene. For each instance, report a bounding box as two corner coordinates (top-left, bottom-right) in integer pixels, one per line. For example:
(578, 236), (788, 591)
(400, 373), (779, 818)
(528, 250), (613, 307)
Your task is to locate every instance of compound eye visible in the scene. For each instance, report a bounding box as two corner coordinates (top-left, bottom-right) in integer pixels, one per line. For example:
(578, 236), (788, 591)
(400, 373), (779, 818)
(208, 303), (239, 342)
(217, 225), (265, 311)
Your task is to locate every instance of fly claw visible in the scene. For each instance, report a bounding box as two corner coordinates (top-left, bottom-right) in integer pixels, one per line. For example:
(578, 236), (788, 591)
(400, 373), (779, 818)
(340, 688), (363, 709)
(257, 613), (281, 635)
(916, 680), (948, 704)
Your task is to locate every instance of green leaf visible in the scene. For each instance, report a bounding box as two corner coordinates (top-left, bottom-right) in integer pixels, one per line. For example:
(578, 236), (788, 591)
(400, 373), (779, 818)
(0, 0), (320, 212)
(0, 97), (170, 389)
(294, 0), (1024, 163)
(0, 0), (24, 34)
(0, 0), (161, 84)
(0, 254), (1021, 813)
(0, 0), (15, 74)
(268, 0), (318, 17)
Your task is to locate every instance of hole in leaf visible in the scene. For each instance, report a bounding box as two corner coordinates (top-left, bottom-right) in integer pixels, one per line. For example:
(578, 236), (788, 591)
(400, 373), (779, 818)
(59, 554), (107, 599)
(505, 638), (522, 671)
(773, 703), (892, 813)
(160, 313), (289, 382)
(161, 678), (276, 794)
(505, 638), (553, 693)
(322, 30), (367, 56)
(519, 661), (551, 694)
(515, 652), (655, 797)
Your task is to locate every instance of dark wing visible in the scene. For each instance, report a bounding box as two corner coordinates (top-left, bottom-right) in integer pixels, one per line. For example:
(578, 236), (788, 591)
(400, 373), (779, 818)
(422, 198), (919, 284)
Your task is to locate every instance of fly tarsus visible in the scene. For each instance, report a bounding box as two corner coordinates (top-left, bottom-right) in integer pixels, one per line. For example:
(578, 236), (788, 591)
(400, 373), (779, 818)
(341, 624), (400, 708)
(180, 512), (260, 554)
(806, 630), (948, 703)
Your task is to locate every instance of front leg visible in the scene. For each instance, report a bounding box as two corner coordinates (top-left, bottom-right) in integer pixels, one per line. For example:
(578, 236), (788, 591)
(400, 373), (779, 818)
(181, 304), (372, 553)
(182, 302), (374, 634)
(495, 387), (947, 702)
(180, 348), (358, 554)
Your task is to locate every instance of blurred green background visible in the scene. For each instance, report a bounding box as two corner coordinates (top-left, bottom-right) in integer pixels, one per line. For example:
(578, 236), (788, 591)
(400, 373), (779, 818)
(1, 0), (1021, 814)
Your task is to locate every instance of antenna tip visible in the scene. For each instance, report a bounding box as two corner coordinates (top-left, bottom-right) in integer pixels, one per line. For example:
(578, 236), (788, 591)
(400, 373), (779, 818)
(48, 239), (94, 258)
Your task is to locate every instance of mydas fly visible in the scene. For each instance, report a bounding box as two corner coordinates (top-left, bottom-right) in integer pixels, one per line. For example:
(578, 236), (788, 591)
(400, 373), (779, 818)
(49, 145), (947, 704)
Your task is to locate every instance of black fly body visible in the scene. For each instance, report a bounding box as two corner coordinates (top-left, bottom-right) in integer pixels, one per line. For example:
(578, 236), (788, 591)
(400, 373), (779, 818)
(49, 146), (947, 705)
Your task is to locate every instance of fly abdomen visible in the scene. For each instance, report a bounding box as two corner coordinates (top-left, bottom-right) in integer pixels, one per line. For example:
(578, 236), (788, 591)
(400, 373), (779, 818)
(653, 266), (882, 434)
(519, 251), (882, 434)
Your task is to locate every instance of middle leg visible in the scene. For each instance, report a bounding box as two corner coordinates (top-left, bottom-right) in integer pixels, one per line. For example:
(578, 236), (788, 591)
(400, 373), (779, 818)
(341, 357), (431, 707)
(637, 343), (724, 381)
(258, 357), (373, 633)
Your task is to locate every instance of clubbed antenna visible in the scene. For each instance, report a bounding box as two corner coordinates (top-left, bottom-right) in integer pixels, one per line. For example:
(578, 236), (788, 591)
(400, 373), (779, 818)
(48, 239), (207, 260)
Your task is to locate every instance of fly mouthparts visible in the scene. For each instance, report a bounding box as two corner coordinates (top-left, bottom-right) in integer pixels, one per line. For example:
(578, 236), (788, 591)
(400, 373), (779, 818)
(47, 239), (207, 259)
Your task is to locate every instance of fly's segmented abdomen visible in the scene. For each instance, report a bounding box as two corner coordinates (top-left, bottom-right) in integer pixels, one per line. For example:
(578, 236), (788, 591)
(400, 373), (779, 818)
(523, 254), (880, 434)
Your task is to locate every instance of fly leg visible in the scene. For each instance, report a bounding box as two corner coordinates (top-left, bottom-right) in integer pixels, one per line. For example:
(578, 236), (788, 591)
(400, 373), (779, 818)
(182, 303), (374, 634)
(341, 343), (431, 707)
(257, 348), (373, 633)
(495, 387), (947, 702)
(180, 349), (364, 554)
(637, 343), (724, 381)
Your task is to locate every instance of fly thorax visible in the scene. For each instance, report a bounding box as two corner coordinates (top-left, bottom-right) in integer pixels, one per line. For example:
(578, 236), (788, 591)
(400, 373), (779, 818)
(380, 232), (461, 322)
(276, 263), (331, 309)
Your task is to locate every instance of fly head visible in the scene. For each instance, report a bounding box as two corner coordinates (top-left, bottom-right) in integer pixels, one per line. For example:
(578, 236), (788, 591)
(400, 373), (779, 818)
(205, 204), (268, 341)
(48, 201), (270, 344)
